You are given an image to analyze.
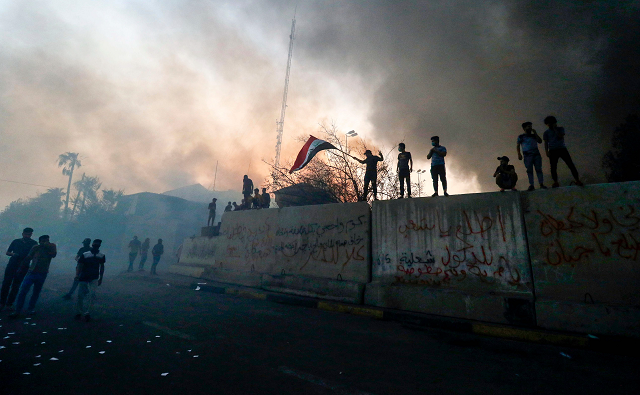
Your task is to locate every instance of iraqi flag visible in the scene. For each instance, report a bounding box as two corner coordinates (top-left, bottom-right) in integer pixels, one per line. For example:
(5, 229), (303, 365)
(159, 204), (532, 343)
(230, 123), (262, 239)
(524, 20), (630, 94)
(289, 136), (337, 173)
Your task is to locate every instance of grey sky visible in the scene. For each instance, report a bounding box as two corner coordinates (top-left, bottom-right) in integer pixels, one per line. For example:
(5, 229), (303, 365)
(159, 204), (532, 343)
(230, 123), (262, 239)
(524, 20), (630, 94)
(1, 1), (638, 209)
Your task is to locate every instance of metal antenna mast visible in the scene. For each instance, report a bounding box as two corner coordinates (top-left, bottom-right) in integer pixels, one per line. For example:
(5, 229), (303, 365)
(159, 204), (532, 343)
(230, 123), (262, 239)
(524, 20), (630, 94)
(274, 13), (296, 168)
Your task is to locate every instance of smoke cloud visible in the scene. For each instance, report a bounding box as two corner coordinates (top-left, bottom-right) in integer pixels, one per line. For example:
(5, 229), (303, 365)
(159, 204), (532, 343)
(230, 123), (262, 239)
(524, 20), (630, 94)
(1, 1), (638, 209)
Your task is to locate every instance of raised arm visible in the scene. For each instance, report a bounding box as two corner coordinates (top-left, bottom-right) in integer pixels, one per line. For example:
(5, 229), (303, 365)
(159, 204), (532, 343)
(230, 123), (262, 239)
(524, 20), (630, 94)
(533, 129), (542, 143)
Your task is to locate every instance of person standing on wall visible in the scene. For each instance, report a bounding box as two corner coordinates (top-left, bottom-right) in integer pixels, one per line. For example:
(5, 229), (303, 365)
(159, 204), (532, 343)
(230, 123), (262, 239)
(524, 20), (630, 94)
(397, 143), (413, 199)
(427, 136), (449, 196)
(62, 238), (92, 300)
(543, 116), (583, 188)
(208, 198), (217, 226)
(9, 235), (57, 318)
(127, 236), (141, 272)
(1, 227), (37, 312)
(138, 237), (150, 271)
(242, 175), (254, 207)
(150, 239), (164, 275)
(354, 149), (384, 201)
(75, 239), (105, 322)
(517, 122), (547, 191)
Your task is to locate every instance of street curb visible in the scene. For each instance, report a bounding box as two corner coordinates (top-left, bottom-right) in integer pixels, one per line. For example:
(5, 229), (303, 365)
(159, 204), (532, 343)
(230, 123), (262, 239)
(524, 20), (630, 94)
(143, 278), (637, 354)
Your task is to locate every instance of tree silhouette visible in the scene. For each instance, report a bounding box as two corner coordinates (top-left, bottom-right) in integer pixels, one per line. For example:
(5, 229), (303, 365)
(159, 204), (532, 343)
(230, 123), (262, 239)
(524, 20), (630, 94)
(69, 173), (102, 219)
(602, 115), (640, 182)
(266, 122), (399, 205)
(57, 152), (81, 219)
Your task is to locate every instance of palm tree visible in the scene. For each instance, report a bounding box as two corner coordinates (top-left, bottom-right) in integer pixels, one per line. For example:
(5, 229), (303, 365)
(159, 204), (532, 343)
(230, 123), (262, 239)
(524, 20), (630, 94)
(57, 152), (81, 219)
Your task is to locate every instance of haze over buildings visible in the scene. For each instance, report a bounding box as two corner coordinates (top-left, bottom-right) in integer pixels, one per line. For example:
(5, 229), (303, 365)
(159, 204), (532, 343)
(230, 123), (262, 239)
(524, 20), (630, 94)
(1, 1), (638, 210)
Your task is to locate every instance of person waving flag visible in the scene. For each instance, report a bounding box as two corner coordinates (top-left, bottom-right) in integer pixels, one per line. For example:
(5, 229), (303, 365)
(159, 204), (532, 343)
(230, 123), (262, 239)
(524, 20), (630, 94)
(289, 136), (338, 173)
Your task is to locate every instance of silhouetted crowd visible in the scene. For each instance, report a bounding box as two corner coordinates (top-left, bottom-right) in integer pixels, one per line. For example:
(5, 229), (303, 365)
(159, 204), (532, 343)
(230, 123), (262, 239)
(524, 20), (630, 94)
(1, 228), (105, 322)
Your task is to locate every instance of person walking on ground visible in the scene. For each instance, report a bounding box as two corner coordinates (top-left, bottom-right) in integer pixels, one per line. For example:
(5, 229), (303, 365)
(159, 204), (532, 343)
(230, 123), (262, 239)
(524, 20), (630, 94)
(138, 238), (150, 271)
(397, 143), (413, 199)
(494, 156), (518, 191)
(224, 202), (233, 212)
(517, 122), (547, 191)
(252, 188), (261, 209)
(75, 239), (105, 322)
(1, 228), (37, 312)
(354, 150), (384, 201)
(427, 136), (449, 196)
(9, 235), (57, 318)
(543, 116), (583, 188)
(261, 188), (270, 209)
(242, 175), (254, 206)
(208, 198), (217, 226)
(150, 239), (164, 275)
(127, 236), (141, 272)
(62, 238), (92, 300)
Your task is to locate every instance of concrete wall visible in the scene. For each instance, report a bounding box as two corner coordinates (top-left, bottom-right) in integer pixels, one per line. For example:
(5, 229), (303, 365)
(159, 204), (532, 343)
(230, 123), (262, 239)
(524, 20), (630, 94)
(366, 192), (535, 325)
(523, 182), (640, 337)
(174, 202), (371, 303)
(170, 182), (640, 337)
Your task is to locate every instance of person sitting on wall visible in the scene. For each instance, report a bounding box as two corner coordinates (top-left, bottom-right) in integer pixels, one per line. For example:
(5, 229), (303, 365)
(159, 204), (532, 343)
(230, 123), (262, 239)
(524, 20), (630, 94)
(261, 188), (270, 209)
(494, 156), (518, 191)
(224, 202), (233, 212)
(252, 188), (261, 209)
(232, 201), (240, 211)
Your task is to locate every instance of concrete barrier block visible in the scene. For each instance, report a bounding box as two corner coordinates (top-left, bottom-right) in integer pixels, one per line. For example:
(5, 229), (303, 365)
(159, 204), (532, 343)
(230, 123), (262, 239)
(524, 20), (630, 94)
(261, 273), (365, 304)
(523, 182), (640, 335)
(365, 282), (534, 325)
(271, 202), (371, 283)
(217, 209), (278, 273)
(179, 236), (224, 266)
(366, 192), (533, 324)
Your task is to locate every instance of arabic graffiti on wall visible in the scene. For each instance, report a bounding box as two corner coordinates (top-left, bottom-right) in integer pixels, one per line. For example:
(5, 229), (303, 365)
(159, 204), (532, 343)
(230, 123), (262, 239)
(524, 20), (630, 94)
(379, 208), (524, 287)
(275, 215), (368, 270)
(537, 205), (640, 266)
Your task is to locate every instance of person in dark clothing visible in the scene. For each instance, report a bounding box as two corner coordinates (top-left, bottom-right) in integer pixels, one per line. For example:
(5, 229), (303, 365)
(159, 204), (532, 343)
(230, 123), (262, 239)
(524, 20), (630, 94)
(355, 150), (384, 200)
(127, 236), (141, 272)
(397, 143), (413, 198)
(150, 239), (164, 275)
(261, 188), (270, 209)
(75, 239), (105, 322)
(1, 228), (37, 311)
(225, 202), (233, 212)
(208, 198), (217, 226)
(427, 136), (449, 197)
(494, 156), (518, 191)
(138, 238), (150, 271)
(232, 202), (240, 211)
(9, 235), (57, 318)
(252, 188), (261, 209)
(517, 122), (547, 191)
(242, 175), (254, 205)
(543, 116), (583, 188)
(62, 238), (92, 300)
